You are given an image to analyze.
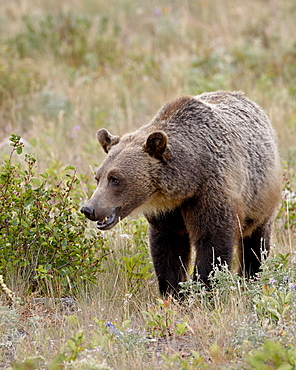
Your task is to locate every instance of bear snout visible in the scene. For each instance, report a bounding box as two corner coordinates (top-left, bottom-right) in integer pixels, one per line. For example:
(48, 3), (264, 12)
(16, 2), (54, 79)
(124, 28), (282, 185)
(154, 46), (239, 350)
(81, 204), (121, 230)
(80, 205), (96, 221)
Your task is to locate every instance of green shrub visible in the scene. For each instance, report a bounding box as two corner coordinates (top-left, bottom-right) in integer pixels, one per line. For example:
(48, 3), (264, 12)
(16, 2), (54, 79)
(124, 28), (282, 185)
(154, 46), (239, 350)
(0, 134), (109, 295)
(246, 340), (296, 370)
(117, 218), (153, 294)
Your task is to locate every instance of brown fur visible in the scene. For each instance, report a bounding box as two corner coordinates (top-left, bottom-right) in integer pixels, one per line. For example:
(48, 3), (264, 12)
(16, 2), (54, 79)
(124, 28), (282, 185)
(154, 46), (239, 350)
(81, 91), (282, 297)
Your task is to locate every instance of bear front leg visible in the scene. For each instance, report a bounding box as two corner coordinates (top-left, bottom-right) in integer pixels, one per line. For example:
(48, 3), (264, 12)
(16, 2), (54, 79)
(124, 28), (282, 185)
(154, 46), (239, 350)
(192, 231), (234, 287)
(182, 199), (237, 288)
(146, 208), (191, 297)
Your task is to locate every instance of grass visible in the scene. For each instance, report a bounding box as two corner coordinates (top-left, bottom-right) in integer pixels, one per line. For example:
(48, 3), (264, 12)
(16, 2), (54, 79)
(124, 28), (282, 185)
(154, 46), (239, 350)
(0, 0), (296, 369)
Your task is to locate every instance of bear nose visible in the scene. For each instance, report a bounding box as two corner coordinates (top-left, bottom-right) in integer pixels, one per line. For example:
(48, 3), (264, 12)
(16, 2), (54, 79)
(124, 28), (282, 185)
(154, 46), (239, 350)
(80, 205), (95, 220)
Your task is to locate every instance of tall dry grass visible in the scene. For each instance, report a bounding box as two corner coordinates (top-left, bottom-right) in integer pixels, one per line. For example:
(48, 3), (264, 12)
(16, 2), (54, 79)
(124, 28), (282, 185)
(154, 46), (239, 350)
(1, 0), (295, 172)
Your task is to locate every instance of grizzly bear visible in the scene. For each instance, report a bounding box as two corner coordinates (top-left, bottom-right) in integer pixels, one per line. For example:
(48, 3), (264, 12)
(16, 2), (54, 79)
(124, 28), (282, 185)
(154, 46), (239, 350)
(81, 91), (281, 297)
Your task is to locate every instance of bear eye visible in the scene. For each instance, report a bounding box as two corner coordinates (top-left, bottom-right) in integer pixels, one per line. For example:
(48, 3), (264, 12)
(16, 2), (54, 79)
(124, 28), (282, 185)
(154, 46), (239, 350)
(109, 176), (120, 185)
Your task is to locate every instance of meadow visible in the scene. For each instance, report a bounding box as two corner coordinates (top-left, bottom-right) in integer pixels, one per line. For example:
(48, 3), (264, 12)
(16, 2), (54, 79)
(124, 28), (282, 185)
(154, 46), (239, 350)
(0, 0), (296, 368)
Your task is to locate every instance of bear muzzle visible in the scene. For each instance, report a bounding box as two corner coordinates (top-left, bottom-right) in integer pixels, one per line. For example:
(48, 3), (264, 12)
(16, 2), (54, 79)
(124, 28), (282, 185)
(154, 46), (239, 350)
(80, 205), (121, 230)
(80, 205), (96, 220)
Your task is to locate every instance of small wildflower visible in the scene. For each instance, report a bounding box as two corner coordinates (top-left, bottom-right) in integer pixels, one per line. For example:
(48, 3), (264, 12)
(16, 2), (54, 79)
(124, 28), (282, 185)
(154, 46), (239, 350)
(106, 322), (121, 336)
(124, 293), (132, 307)
(154, 8), (162, 17)
(268, 278), (277, 285)
(70, 124), (81, 138)
(120, 234), (130, 240)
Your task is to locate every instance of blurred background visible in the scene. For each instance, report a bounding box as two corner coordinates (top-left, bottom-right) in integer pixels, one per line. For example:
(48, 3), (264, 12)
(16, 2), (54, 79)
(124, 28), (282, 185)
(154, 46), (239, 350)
(0, 0), (295, 177)
(1, 3), (296, 368)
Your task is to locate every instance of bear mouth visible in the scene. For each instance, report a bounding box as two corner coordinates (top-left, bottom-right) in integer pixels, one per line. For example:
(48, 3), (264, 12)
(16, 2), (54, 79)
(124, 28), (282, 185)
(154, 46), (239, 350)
(96, 207), (120, 230)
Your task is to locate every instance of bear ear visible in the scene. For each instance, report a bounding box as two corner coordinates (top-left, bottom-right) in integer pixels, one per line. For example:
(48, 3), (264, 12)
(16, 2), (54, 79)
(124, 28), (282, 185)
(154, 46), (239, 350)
(144, 131), (168, 160)
(97, 128), (120, 153)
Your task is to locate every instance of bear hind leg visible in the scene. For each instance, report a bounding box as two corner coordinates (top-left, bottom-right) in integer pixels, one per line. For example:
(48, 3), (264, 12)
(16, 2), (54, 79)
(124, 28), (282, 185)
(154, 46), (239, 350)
(238, 220), (272, 279)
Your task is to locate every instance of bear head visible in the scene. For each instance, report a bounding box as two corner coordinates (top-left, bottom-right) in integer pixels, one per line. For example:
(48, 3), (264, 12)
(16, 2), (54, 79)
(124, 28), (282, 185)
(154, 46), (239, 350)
(80, 128), (168, 230)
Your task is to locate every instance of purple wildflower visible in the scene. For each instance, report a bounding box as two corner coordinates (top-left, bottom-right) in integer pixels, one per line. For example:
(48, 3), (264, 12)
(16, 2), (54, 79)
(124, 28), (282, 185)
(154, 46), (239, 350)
(154, 8), (162, 17)
(70, 124), (81, 138)
(106, 321), (121, 336)
(269, 278), (277, 285)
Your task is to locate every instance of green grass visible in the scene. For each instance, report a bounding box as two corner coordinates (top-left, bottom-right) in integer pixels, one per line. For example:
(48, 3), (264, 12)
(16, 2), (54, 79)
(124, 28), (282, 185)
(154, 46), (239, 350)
(0, 0), (296, 369)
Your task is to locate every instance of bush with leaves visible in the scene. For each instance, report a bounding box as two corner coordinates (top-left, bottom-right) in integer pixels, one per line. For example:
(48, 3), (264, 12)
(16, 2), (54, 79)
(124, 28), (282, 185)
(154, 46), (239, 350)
(0, 134), (109, 295)
(246, 340), (296, 370)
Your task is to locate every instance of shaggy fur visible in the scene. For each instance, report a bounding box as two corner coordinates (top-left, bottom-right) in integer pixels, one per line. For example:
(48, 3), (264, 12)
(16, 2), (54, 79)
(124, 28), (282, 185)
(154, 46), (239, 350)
(81, 91), (282, 297)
